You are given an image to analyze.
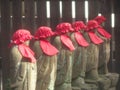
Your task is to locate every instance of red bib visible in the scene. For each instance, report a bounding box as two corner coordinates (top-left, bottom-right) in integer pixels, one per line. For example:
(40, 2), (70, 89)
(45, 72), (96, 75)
(18, 44), (36, 63)
(88, 31), (103, 44)
(40, 40), (59, 56)
(97, 27), (111, 39)
(75, 32), (89, 47)
(61, 35), (75, 51)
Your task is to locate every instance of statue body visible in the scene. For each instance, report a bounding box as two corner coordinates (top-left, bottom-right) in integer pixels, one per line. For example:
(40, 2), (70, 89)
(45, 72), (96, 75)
(70, 32), (87, 87)
(83, 32), (99, 81)
(33, 40), (57, 90)
(10, 43), (37, 90)
(53, 35), (73, 90)
(94, 16), (111, 74)
(96, 31), (110, 74)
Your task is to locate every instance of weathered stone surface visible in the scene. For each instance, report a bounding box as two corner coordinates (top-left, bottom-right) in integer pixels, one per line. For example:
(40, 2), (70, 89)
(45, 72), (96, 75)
(106, 73), (119, 87)
(72, 87), (81, 90)
(85, 43), (99, 80)
(84, 32), (99, 81)
(10, 43), (37, 90)
(96, 32), (110, 74)
(70, 32), (87, 89)
(33, 41), (57, 90)
(81, 83), (98, 90)
(98, 75), (111, 90)
(109, 87), (116, 90)
(55, 83), (72, 90)
(53, 36), (73, 90)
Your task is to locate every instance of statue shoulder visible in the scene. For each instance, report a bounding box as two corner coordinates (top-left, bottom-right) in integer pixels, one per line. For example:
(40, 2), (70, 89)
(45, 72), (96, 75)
(70, 33), (75, 41)
(10, 45), (22, 63)
(33, 40), (41, 51)
(10, 46), (21, 56)
(52, 36), (61, 49)
(33, 40), (42, 59)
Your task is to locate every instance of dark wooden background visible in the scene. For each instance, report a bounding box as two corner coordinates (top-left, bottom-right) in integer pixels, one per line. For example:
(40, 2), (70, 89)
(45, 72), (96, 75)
(0, 0), (120, 89)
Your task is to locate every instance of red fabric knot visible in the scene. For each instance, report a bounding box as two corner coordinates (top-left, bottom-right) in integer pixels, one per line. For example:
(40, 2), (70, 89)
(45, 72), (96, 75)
(55, 22), (74, 35)
(94, 15), (106, 25)
(34, 26), (54, 39)
(86, 20), (99, 31)
(72, 21), (86, 32)
(11, 29), (33, 45)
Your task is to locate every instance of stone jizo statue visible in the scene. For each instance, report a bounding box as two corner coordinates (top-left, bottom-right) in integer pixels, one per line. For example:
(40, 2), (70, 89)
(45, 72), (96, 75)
(52, 22), (75, 90)
(33, 26), (59, 90)
(10, 29), (37, 90)
(94, 16), (111, 74)
(71, 21), (89, 88)
(84, 20), (103, 81)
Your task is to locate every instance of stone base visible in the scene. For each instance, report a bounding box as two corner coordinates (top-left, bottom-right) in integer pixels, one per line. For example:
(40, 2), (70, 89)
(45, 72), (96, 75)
(98, 75), (111, 90)
(72, 87), (81, 90)
(72, 77), (98, 90)
(71, 73), (119, 90)
(55, 83), (72, 90)
(81, 73), (119, 90)
(109, 87), (116, 90)
(72, 84), (98, 90)
(105, 73), (119, 87)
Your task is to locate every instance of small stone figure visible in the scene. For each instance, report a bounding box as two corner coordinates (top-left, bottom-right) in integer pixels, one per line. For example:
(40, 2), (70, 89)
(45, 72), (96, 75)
(94, 16), (111, 74)
(52, 23), (75, 90)
(70, 21), (89, 88)
(84, 20), (103, 81)
(9, 29), (37, 90)
(33, 26), (59, 90)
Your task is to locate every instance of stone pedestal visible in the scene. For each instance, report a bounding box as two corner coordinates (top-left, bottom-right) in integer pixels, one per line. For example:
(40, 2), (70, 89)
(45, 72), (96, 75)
(75, 73), (119, 90)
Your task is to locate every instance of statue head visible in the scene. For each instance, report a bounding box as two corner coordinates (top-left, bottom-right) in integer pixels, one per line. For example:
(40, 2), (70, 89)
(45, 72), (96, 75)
(11, 29), (33, 46)
(54, 22), (74, 36)
(94, 15), (106, 27)
(34, 26), (54, 41)
(86, 20), (99, 32)
(72, 21), (86, 33)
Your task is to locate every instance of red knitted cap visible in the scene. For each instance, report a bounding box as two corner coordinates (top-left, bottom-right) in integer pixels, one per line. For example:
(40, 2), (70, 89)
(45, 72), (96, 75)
(86, 20), (99, 31)
(11, 29), (33, 45)
(55, 22), (74, 35)
(72, 21), (86, 31)
(94, 16), (106, 25)
(34, 26), (54, 39)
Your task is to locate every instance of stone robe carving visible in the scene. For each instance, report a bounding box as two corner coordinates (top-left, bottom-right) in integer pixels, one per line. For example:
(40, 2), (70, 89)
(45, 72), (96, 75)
(94, 16), (111, 75)
(96, 31), (111, 74)
(83, 31), (100, 81)
(10, 43), (37, 90)
(33, 40), (57, 90)
(70, 32), (88, 87)
(53, 36), (73, 90)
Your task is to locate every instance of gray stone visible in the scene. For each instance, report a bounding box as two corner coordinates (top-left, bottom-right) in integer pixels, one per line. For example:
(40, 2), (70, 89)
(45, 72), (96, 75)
(106, 73), (119, 87)
(109, 87), (116, 90)
(98, 76), (111, 90)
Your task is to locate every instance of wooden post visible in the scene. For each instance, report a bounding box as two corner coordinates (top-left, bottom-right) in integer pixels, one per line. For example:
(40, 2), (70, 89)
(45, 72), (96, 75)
(12, 0), (22, 34)
(1, 0), (10, 89)
(24, 0), (35, 34)
(50, 0), (60, 30)
(75, 0), (85, 22)
(36, 0), (47, 27)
